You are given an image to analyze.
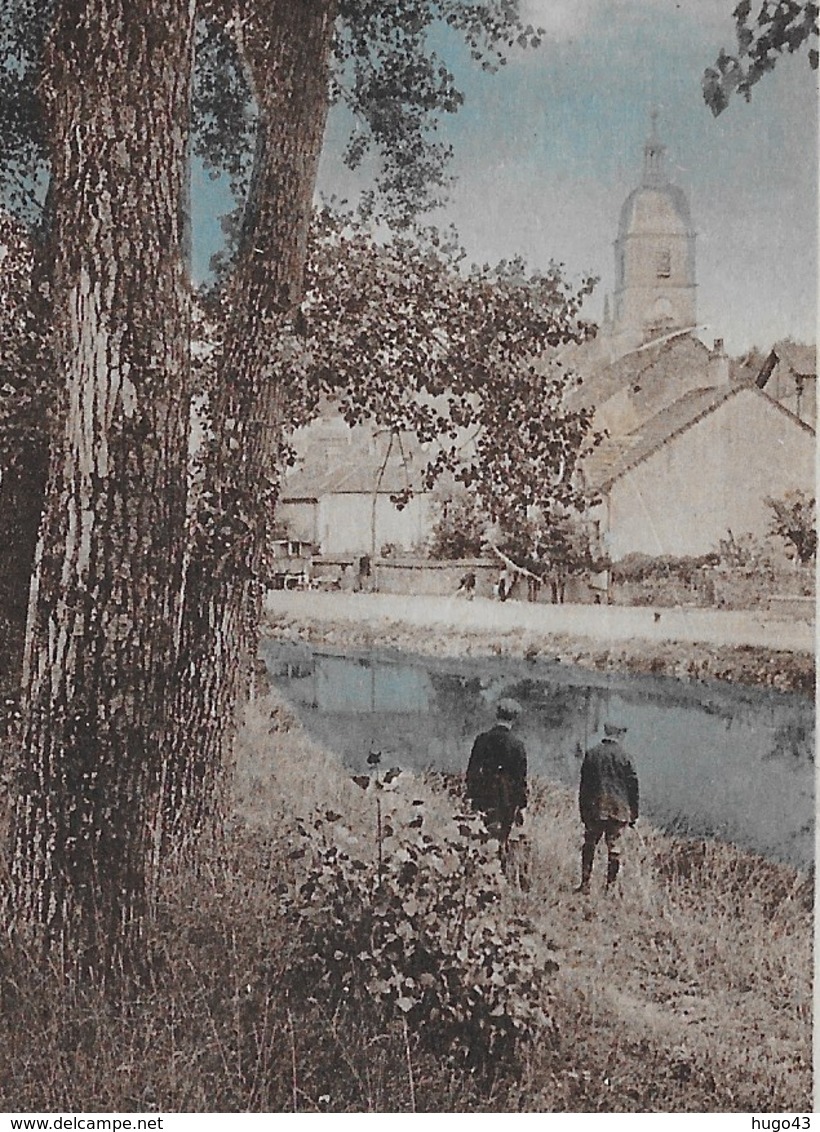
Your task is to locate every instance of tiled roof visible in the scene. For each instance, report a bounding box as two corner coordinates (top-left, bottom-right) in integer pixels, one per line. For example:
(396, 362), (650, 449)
(585, 386), (726, 488)
(586, 383), (815, 491)
(282, 452), (421, 500)
(567, 332), (712, 413)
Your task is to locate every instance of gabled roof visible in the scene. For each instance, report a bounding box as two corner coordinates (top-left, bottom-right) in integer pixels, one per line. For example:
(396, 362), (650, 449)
(757, 341), (817, 386)
(586, 383), (815, 491)
(282, 452), (420, 502)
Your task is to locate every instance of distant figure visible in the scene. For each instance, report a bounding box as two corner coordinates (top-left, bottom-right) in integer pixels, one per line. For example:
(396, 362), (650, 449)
(577, 722), (639, 893)
(456, 570), (477, 600)
(466, 699), (527, 850)
(496, 567), (512, 602)
(356, 553), (371, 593)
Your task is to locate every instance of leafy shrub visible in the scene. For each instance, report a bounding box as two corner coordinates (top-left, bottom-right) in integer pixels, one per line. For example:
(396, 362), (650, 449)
(277, 786), (555, 1075)
(765, 490), (817, 564)
(428, 492), (487, 560)
(611, 552), (718, 584)
(715, 531), (778, 574)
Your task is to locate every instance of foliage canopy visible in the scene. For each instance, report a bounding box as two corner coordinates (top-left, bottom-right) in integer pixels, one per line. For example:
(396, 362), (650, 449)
(703, 0), (818, 114)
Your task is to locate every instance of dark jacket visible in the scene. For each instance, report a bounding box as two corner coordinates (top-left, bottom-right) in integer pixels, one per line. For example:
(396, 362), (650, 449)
(579, 738), (639, 826)
(466, 724), (527, 829)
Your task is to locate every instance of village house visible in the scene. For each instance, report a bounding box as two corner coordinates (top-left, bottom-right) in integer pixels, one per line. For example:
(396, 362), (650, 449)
(583, 378), (816, 560)
(754, 341), (816, 427)
(278, 414), (433, 560)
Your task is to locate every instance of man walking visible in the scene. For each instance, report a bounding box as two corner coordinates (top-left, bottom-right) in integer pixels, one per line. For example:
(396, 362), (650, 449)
(456, 570), (477, 600)
(578, 721), (639, 893)
(466, 698), (527, 850)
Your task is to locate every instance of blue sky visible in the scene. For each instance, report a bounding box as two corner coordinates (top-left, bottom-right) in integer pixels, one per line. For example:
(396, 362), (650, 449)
(192, 0), (817, 355)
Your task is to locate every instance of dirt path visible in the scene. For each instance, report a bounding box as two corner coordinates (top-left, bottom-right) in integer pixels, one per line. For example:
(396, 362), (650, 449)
(265, 591), (814, 652)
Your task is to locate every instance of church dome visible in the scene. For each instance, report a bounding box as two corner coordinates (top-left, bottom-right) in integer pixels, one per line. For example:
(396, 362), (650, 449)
(617, 114), (693, 239)
(618, 182), (692, 240)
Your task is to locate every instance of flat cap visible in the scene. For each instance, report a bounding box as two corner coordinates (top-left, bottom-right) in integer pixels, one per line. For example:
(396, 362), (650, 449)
(604, 721), (628, 737)
(496, 698), (522, 722)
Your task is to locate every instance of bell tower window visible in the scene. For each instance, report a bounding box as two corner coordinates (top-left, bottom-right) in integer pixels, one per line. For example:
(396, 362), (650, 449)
(656, 248), (671, 278)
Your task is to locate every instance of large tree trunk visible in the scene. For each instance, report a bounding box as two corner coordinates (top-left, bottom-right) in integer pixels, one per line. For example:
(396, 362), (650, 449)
(166, 0), (337, 848)
(11, 0), (194, 974)
(0, 219), (55, 699)
(0, 449), (48, 687)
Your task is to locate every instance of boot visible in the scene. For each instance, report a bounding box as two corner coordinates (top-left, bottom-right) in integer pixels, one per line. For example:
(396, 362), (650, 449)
(606, 856), (620, 888)
(576, 842), (595, 893)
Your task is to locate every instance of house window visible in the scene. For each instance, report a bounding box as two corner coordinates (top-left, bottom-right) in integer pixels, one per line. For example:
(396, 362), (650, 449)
(656, 248), (671, 278)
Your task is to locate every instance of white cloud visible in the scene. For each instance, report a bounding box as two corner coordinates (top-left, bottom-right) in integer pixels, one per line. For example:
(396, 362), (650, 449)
(519, 0), (595, 40)
(520, 0), (734, 42)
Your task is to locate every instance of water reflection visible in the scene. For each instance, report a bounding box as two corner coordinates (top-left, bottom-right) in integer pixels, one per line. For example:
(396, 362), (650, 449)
(261, 641), (815, 869)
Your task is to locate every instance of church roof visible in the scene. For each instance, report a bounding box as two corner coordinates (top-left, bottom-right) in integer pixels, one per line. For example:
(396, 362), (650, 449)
(568, 331), (711, 411)
(616, 114), (694, 240)
(617, 182), (693, 240)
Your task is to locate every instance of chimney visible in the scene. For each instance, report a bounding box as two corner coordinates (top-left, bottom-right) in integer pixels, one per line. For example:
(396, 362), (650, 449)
(709, 338), (730, 386)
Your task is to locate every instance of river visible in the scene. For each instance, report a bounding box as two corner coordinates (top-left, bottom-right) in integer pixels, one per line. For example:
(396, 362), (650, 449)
(261, 640), (815, 869)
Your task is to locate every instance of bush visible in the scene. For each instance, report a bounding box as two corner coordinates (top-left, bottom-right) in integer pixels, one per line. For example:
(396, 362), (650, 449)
(609, 532), (816, 609)
(611, 552), (718, 585)
(766, 491), (817, 564)
(428, 493), (487, 560)
(277, 785), (555, 1075)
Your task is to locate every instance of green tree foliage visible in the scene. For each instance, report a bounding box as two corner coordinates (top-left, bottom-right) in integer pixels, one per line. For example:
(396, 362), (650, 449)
(281, 789), (553, 1074)
(198, 206), (597, 571)
(704, 0), (818, 114)
(428, 488), (488, 559)
(0, 1), (537, 223)
(0, 0), (52, 227)
(612, 551), (720, 585)
(255, 208), (597, 518)
(190, 3), (541, 249)
(765, 489), (817, 562)
(498, 509), (606, 601)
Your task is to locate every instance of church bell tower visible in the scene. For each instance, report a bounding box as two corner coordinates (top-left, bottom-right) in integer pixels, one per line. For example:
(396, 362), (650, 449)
(609, 113), (697, 352)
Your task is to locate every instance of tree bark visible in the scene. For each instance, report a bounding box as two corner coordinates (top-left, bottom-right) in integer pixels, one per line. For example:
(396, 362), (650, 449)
(166, 0), (337, 849)
(11, 0), (194, 974)
(0, 219), (55, 700)
(0, 448), (48, 687)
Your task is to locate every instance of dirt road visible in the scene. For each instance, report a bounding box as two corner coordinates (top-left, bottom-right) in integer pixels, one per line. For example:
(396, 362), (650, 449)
(265, 590), (814, 653)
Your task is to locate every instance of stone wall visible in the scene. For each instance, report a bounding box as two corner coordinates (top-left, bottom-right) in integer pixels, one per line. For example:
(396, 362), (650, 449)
(373, 558), (497, 598)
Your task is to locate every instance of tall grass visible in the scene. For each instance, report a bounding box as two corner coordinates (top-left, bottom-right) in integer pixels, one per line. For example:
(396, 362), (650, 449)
(0, 691), (812, 1112)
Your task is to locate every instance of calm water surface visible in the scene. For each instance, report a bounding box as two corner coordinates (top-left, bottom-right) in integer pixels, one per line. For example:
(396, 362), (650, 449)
(261, 640), (815, 869)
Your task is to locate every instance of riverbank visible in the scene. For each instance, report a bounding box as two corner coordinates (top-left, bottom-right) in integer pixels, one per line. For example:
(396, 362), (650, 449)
(1, 688), (810, 1112)
(264, 591), (816, 694)
(230, 693), (811, 1111)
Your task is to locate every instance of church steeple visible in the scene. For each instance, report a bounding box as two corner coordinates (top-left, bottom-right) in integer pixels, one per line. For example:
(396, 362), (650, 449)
(642, 109), (666, 186)
(608, 112), (697, 353)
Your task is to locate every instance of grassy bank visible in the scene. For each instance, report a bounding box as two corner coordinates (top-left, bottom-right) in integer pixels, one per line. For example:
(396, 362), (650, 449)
(0, 695), (812, 1112)
(264, 611), (815, 695)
